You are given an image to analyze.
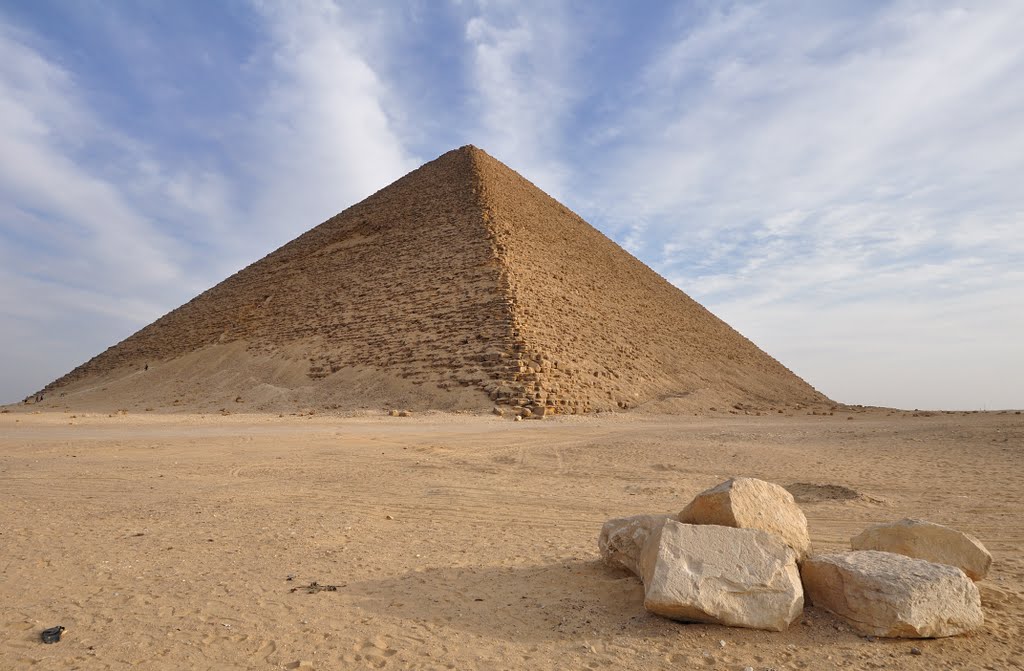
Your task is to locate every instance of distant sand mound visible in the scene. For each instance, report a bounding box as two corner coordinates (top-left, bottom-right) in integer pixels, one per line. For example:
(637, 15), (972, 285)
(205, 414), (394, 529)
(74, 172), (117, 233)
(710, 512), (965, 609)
(785, 483), (884, 505)
(35, 146), (829, 414)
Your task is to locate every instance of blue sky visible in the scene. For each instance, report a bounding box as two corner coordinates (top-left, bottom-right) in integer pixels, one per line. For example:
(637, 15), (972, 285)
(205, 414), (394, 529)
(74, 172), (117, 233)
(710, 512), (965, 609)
(1, 1), (1021, 409)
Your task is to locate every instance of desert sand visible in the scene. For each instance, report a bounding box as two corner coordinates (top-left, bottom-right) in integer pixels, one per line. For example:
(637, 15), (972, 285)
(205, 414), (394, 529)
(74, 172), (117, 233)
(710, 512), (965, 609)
(2, 408), (1021, 670)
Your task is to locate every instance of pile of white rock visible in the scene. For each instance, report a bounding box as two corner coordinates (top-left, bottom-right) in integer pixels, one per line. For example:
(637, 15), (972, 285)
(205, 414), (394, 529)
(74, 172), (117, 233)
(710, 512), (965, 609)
(599, 477), (991, 637)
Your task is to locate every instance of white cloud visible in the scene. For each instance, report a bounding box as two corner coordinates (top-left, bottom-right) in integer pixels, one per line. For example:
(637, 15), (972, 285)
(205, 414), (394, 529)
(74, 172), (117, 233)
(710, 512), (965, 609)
(0, 24), (183, 289)
(583, 2), (1024, 409)
(460, 0), (578, 198)
(241, 1), (418, 255)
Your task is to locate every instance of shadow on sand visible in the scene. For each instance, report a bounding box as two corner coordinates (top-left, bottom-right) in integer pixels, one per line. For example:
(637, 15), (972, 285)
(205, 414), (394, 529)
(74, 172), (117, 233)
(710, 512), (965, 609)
(343, 558), (695, 643)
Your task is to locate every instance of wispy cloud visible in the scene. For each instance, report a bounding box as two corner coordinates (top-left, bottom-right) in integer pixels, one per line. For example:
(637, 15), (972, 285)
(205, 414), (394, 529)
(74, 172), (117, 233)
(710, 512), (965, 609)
(583, 2), (1024, 408)
(0, 23), (183, 290)
(459, 0), (580, 198)
(240, 1), (417, 254)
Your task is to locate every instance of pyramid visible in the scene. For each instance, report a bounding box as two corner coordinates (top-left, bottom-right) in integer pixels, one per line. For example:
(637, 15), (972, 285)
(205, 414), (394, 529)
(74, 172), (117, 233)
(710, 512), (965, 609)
(37, 146), (829, 414)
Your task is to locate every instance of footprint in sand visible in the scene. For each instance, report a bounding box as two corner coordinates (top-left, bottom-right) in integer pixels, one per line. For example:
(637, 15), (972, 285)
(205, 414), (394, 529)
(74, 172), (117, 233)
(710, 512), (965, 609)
(345, 637), (399, 668)
(255, 639), (278, 662)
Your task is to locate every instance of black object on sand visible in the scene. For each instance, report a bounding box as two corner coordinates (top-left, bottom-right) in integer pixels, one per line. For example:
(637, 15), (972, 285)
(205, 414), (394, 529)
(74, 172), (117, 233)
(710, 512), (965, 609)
(41, 626), (65, 644)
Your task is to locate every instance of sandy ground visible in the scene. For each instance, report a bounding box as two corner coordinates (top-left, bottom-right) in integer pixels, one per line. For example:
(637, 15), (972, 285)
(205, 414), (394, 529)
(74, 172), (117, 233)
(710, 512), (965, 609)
(1, 409), (1022, 670)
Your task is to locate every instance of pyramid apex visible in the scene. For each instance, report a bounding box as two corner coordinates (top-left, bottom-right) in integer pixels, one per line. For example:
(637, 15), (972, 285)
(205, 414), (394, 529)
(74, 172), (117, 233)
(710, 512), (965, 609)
(431, 144), (490, 165)
(437, 144), (496, 172)
(456, 143), (487, 156)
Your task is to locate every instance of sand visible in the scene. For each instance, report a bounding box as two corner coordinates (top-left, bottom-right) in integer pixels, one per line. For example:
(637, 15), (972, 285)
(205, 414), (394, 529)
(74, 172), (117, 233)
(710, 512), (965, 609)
(1, 408), (1021, 670)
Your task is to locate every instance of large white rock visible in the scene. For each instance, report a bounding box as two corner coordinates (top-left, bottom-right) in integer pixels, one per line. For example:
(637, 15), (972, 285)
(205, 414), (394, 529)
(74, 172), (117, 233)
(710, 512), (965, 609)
(801, 550), (983, 638)
(851, 518), (992, 581)
(639, 520), (804, 631)
(598, 514), (672, 577)
(679, 477), (811, 559)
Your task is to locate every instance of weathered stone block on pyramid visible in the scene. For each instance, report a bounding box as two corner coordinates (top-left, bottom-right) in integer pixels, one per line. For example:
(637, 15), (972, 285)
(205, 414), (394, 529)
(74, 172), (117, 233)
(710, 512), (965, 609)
(37, 146), (828, 414)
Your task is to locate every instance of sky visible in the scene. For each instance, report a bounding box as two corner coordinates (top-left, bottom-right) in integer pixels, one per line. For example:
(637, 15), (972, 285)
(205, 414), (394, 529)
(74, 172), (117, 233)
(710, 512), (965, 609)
(0, 0), (1021, 410)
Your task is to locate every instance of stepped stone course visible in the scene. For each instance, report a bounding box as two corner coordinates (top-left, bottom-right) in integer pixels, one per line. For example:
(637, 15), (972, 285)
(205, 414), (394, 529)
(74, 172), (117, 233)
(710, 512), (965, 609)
(38, 146), (828, 413)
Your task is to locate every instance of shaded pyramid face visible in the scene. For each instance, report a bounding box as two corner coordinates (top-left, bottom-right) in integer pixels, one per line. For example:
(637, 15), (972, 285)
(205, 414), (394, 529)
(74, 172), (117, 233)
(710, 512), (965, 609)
(40, 146), (828, 414)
